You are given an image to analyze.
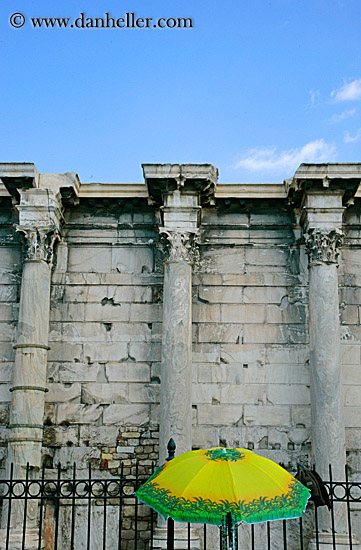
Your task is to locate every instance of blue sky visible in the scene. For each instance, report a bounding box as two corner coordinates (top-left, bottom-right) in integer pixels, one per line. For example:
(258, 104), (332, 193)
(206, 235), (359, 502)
(1, 0), (361, 183)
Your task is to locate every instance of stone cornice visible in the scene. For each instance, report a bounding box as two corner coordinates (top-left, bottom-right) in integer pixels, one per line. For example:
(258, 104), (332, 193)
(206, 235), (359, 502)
(1, 162), (361, 200)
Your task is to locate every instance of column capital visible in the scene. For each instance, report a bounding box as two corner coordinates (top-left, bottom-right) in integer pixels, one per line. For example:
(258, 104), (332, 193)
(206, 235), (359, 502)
(15, 188), (63, 264)
(160, 229), (200, 264)
(305, 227), (343, 266)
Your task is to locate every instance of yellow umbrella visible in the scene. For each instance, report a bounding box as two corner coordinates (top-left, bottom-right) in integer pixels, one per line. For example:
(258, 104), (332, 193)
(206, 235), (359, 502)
(135, 447), (310, 526)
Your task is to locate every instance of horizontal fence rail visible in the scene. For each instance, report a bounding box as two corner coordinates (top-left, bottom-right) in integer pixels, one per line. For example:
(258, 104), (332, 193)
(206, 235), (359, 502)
(0, 463), (360, 550)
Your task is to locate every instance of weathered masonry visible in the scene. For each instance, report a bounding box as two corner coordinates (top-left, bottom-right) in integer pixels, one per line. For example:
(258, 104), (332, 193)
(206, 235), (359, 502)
(0, 162), (361, 543)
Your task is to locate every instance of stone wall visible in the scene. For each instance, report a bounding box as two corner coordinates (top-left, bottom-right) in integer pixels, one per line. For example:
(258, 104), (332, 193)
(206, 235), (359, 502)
(0, 195), (361, 478)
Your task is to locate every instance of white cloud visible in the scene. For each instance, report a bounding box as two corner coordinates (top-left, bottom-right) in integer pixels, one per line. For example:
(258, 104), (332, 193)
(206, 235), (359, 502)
(233, 139), (337, 174)
(330, 109), (356, 122)
(344, 129), (361, 143)
(309, 89), (321, 107)
(331, 79), (361, 102)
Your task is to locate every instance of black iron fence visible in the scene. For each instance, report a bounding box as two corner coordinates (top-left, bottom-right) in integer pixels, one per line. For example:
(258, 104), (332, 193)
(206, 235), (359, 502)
(0, 463), (360, 550)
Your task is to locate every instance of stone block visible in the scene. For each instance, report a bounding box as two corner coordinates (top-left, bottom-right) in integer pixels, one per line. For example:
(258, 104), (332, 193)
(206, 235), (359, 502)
(220, 344), (265, 365)
(192, 304), (220, 323)
(290, 406), (311, 428)
(52, 362), (105, 383)
(130, 304), (162, 322)
(341, 344), (360, 365)
(0, 303), (18, 322)
(266, 364), (310, 385)
(128, 342), (161, 362)
(0, 343), (14, 362)
(243, 286), (287, 304)
(220, 304), (265, 324)
(102, 404), (149, 425)
(80, 426), (119, 447)
(0, 384), (11, 402)
(220, 384), (267, 405)
(46, 383), (81, 403)
(84, 302), (130, 322)
(243, 405), (290, 426)
(245, 247), (289, 266)
(43, 426), (79, 447)
(268, 384), (310, 405)
(47, 342), (83, 362)
(111, 246), (154, 273)
(0, 363), (12, 383)
(57, 404), (103, 425)
(243, 324), (283, 344)
(343, 365), (361, 385)
(198, 286), (243, 304)
(68, 245), (112, 272)
(83, 342), (128, 362)
(345, 427), (361, 450)
(105, 363), (150, 382)
(198, 323), (242, 344)
(266, 345), (309, 364)
(82, 383), (129, 404)
(236, 363), (265, 384)
(340, 305), (359, 325)
(197, 404), (243, 426)
(200, 247), (246, 274)
(265, 304), (306, 324)
(197, 363), (243, 385)
(53, 446), (101, 469)
(192, 383), (221, 404)
(128, 383), (159, 403)
(0, 285), (17, 302)
(192, 344), (220, 363)
(192, 425), (220, 448)
(344, 386), (361, 406)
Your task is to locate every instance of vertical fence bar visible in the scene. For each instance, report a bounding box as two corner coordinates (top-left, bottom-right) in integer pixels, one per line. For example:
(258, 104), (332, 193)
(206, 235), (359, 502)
(5, 462), (14, 550)
(70, 462), (76, 550)
(103, 481), (107, 550)
(167, 518), (174, 550)
(251, 523), (254, 550)
(329, 464), (336, 550)
(203, 523), (207, 550)
(150, 506), (154, 550)
(187, 522), (190, 550)
(282, 520), (287, 550)
(54, 462), (61, 550)
(299, 517), (304, 550)
(134, 462), (138, 550)
(118, 462), (123, 550)
(86, 463), (91, 550)
(267, 521), (271, 550)
(37, 463), (45, 550)
(345, 464), (353, 550)
(21, 463), (30, 550)
(314, 505), (319, 550)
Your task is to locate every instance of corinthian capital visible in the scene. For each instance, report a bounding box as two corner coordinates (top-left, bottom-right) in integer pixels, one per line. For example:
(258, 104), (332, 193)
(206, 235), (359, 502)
(16, 225), (60, 265)
(160, 230), (200, 264)
(305, 228), (343, 266)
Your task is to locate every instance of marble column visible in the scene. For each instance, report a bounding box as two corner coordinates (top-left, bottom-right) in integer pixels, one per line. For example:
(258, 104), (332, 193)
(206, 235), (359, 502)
(4, 190), (61, 539)
(302, 193), (350, 544)
(158, 230), (198, 465)
(306, 227), (346, 485)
